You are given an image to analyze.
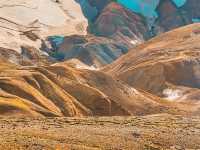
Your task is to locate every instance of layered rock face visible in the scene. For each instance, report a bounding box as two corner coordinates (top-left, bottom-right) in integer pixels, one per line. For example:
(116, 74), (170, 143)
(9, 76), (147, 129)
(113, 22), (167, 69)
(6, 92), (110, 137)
(105, 23), (200, 107)
(0, 0), (88, 54)
(0, 0), (88, 36)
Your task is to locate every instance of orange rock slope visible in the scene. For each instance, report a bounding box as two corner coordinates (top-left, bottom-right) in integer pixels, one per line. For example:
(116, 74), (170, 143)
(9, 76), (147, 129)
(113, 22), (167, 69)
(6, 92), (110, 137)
(0, 59), (194, 117)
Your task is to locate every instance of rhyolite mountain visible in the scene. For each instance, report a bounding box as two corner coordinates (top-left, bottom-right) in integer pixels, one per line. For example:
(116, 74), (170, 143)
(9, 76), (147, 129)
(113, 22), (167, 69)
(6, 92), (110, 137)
(51, 0), (200, 67)
(0, 0), (199, 67)
(1, 1), (200, 149)
(0, 0), (200, 117)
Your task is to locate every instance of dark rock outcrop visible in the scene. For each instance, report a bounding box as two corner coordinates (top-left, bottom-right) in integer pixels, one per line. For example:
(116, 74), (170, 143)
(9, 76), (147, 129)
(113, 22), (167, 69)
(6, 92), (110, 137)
(87, 0), (112, 14)
(182, 0), (200, 20)
(57, 2), (150, 67)
(91, 2), (149, 41)
(58, 35), (129, 67)
(76, 0), (112, 21)
(155, 0), (192, 33)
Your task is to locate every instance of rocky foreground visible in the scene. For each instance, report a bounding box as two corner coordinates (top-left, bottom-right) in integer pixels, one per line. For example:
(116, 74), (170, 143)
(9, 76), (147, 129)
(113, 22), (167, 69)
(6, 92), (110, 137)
(0, 114), (199, 150)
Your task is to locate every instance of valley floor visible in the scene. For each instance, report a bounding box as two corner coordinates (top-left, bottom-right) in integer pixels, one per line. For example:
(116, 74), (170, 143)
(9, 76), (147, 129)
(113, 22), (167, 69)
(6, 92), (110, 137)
(0, 114), (199, 150)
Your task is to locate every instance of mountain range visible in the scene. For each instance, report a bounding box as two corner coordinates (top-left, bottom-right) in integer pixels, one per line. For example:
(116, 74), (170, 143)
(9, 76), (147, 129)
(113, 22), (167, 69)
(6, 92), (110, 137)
(0, 0), (200, 149)
(0, 0), (200, 117)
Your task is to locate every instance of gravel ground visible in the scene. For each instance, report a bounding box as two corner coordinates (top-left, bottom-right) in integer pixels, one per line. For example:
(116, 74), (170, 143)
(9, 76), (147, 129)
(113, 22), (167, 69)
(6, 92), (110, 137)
(0, 114), (200, 150)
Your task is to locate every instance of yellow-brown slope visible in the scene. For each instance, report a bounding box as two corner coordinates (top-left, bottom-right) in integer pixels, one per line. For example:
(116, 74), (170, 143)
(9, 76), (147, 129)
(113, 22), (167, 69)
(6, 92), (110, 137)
(0, 58), (193, 117)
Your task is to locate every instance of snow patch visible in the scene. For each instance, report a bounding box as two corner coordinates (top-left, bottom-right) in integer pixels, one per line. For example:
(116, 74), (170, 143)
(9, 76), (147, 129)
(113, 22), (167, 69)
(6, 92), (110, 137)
(125, 87), (140, 95)
(163, 88), (182, 101)
(75, 64), (99, 70)
(131, 88), (140, 95)
(130, 40), (140, 45)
